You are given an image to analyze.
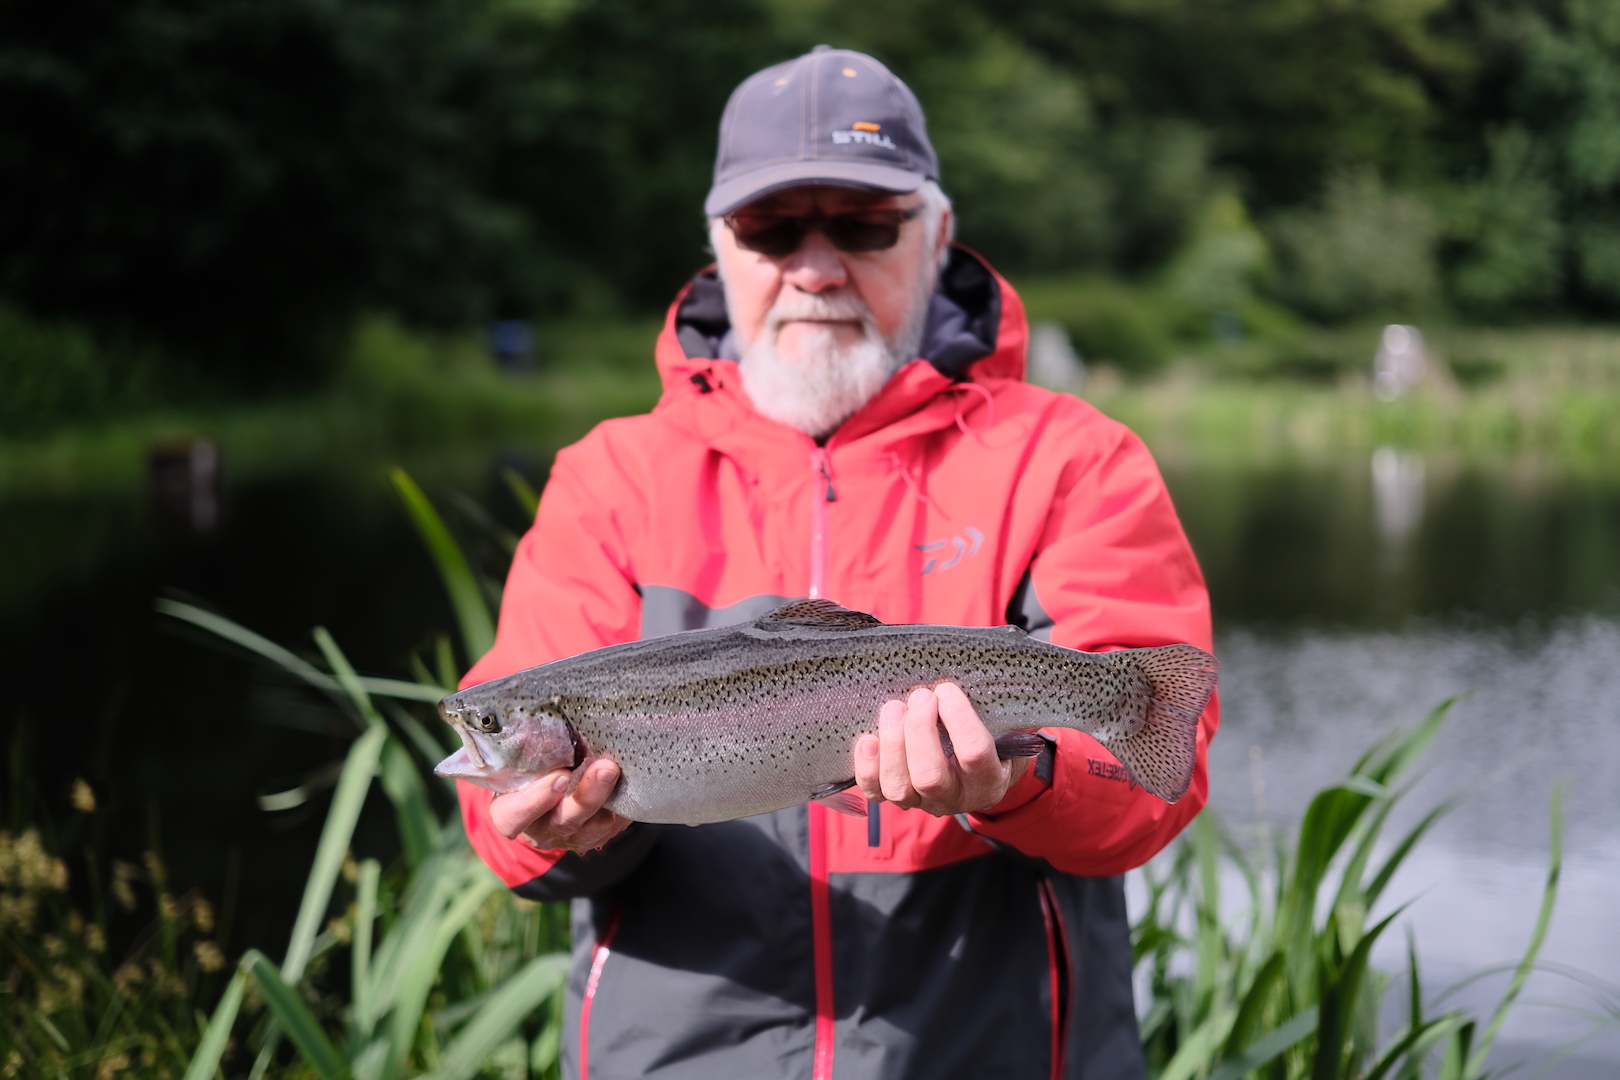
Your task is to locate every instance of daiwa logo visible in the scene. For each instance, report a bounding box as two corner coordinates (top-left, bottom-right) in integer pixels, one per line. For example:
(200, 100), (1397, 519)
(917, 526), (984, 574)
(832, 121), (897, 150)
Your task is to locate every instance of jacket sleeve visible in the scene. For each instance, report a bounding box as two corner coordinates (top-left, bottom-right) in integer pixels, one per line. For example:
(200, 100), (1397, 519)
(966, 421), (1218, 876)
(456, 429), (653, 894)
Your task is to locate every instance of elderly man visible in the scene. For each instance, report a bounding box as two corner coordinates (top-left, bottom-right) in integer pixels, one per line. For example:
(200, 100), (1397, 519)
(458, 45), (1216, 1080)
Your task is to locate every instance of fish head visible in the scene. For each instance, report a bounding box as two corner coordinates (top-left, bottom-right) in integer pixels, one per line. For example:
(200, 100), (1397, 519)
(434, 683), (579, 794)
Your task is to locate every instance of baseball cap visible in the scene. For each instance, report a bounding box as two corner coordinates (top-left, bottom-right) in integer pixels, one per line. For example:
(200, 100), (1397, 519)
(704, 46), (940, 218)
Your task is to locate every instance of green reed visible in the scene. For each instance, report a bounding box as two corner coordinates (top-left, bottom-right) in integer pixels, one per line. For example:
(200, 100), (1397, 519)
(1134, 699), (1566, 1080)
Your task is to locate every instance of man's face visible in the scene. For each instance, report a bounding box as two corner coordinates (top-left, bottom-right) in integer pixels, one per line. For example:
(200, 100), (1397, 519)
(713, 184), (952, 438)
(714, 185), (945, 359)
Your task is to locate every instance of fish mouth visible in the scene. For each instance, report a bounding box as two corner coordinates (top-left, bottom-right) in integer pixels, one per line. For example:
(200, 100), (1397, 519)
(434, 733), (538, 795)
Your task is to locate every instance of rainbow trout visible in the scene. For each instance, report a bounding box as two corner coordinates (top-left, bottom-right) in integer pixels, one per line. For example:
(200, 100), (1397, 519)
(434, 600), (1217, 823)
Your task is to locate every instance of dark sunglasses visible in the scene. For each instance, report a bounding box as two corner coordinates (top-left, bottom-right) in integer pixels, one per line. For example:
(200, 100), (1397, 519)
(724, 205), (925, 257)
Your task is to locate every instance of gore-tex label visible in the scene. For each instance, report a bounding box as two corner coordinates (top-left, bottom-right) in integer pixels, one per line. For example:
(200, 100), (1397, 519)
(1087, 758), (1139, 789)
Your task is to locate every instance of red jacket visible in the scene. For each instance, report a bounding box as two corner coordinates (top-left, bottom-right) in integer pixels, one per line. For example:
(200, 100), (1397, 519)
(459, 248), (1216, 1080)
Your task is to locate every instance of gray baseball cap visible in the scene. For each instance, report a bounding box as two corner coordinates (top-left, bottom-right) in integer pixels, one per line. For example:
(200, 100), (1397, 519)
(704, 46), (939, 218)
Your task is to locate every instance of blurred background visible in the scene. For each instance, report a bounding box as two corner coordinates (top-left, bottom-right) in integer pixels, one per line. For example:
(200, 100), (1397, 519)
(3, 0), (1619, 1076)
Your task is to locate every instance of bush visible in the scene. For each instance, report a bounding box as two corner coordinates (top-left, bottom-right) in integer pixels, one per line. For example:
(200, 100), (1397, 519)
(1266, 171), (1440, 323)
(0, 306), (163, 437)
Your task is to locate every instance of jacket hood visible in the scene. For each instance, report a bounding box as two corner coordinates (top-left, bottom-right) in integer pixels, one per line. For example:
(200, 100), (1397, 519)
(652, 245), (1028, 416)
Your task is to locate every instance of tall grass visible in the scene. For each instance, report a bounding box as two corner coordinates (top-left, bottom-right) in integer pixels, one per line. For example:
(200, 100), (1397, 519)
(1133, 701), (1568, 1079)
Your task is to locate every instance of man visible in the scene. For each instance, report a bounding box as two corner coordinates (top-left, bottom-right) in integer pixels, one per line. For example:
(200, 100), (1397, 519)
(459, 45), (1217, 1080)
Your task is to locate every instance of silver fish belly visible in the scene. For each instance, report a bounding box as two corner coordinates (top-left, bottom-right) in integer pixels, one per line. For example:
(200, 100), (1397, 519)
(435, 600), (1218, 823)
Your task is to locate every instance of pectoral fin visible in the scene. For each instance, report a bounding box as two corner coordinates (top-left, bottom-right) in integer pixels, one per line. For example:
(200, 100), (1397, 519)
(810, 779), (869, 818)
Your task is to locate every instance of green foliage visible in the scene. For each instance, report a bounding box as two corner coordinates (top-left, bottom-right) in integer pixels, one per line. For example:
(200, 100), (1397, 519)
(1135, 701), (1568, 1080)
(14, 0), (1620, 418)
(0, 306), (167, 438)
(0, 826), (232, 1080)
(391, 469), (498, 667)
(0, 0), (538, 381)
(163, 608), (568, 1080)
(1267, 171), (1442, 323)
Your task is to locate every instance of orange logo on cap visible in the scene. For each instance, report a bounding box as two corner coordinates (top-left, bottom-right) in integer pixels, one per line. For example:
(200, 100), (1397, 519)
(851, 121), (881, 132)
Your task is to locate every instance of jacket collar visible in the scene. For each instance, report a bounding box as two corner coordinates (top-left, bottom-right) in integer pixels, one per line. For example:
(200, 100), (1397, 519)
(650, 244), (1028, 450)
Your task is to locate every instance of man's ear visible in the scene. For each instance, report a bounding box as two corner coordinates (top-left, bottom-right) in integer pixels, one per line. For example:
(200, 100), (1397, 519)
(934, 205), (954, 276)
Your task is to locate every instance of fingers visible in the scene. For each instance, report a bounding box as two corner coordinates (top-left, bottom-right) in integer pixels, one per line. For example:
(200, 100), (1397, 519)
(540, 807), (632, 852)
(878, 698), (917, 806)
(854, 732), (883, 802)
(935, 682), (1008, 812)
(902, 687), (958, 808)
(490, 769), (572, 839)
(860, 684), (1014, 817)
(501, 759), (632, 853)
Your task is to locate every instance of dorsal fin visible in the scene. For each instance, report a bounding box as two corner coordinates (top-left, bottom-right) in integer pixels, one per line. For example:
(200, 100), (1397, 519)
(755, 599), (885, 632)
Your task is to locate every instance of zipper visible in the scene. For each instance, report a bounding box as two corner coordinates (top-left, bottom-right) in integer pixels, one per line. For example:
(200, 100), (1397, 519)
(578, 903), (623, 1080)
(808, 802), (836, 1080)
(808, 448), (836, 598)
(806, 447), (838, 1079)
(1036, 879), (1070, 1080)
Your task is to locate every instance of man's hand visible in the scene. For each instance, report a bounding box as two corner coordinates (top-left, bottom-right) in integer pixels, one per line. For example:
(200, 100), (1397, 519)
(853, 683), (1026, 816)
(489, 759), (633, 853)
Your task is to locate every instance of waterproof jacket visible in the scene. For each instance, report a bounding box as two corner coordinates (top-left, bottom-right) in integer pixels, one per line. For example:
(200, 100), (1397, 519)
(458, 247), (1218, 1080)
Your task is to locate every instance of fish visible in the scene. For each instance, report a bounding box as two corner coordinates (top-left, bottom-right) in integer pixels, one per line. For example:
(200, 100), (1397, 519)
(434, 599), (1218, 823)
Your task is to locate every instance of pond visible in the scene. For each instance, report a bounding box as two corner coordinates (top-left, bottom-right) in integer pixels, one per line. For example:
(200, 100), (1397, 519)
(3, 434), (1618, 1075)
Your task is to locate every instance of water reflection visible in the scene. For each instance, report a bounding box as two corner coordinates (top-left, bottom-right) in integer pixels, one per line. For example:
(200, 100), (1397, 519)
(1371, 447), (1425, 559)
(148, 438), (221, 534)
(1163, 460), (1620, 626)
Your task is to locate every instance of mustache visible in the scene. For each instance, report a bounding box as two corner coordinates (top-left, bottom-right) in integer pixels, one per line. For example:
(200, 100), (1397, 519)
(763, 289), (875, 329)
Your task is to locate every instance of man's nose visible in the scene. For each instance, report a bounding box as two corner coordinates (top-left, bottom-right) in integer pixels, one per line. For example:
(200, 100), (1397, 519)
(780, 227), (848, 294)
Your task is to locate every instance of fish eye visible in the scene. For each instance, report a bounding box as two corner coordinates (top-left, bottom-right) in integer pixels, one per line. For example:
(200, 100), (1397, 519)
(478, 713), (501, 733)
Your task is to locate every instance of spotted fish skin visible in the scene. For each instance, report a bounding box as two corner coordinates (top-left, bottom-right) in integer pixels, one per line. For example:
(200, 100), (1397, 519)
(435, 600), (1218, 823)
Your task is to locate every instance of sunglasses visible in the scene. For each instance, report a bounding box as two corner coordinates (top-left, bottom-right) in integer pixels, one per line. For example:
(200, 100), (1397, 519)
(724, 205), (925, 257)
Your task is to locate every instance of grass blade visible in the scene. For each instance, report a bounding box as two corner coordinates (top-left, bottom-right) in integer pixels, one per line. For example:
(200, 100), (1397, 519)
(1224, 951), (1287, 1057)
(157, 599), (444, 705)
(243, 950), (346, 1080)
(391, 467), (496, 664)
(1364, 799), (1455, 910)
(380, 737), (439, 867)
(1466, 784), (1562, 1075)
(183, 966), (248, 1080)
(1208, 1006), (1318, 1080)
(358, 678), (447, 704)
(425, 954), (569, 1080)
(386, 864), (501, 1080)
(1365, 1013), (1467, 1080)
(283, 721), (386, 983)
(352, 858), (381, 1039)
(502, 467), (540, 520)
(1159, 1004), (1237, 1080)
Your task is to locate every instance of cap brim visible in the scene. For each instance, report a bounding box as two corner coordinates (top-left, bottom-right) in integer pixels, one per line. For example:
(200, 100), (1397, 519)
(704, 161), (926, 217)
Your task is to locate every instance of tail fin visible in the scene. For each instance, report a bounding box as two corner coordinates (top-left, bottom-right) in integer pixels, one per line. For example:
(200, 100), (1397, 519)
(1101, 644), (1218, 803)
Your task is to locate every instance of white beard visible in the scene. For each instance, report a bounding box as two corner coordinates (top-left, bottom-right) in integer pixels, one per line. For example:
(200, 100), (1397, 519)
(730, 274), (934, 441)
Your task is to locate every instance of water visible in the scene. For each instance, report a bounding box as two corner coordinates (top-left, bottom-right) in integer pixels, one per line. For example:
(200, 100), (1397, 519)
(3, 440), (1619, 1071)
(1158, 456), (1620, 1075)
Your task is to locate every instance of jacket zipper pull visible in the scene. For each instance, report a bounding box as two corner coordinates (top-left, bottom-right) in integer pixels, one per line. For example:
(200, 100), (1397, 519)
(814, 450), (837, 502)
